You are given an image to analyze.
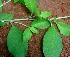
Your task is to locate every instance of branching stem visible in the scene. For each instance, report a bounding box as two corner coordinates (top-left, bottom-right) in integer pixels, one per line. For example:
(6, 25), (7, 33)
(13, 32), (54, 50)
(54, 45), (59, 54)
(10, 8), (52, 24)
(0, 16), (70, 22)
(0, 16), (70, 27)
(0, 0), (70, 27)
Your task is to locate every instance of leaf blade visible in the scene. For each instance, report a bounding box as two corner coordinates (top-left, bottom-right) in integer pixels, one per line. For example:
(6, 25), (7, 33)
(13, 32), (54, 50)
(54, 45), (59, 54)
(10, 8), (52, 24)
(23, 28), (32, 43)
(31, 18), (50, 29)
(24, 0), (38, 14)
(7, 25), (28, 57)
(40, 11), (51, 19)
(57, 22), (70, 36)
(43, 26), (63, 57)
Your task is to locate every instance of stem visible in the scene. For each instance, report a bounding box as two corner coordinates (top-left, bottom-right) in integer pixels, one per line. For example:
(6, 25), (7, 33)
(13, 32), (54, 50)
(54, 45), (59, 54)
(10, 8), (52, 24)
(14, 22), (29, 27)
(0, 16), (70, 27)
(0, 16), (70, 22)
(0, 18), (34, 22)
(0, 0), (11, 8)
(49, 16), (70, 21)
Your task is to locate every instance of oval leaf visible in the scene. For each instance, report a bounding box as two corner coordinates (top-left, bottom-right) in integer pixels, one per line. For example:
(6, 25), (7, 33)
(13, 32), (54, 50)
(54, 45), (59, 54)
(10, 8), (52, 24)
(31, 18), (50, 29)
(43, 26), (63, 57)
(23, 28), (32, 43)
(7, 25), (28, 57)
(57, 22), (70, 36)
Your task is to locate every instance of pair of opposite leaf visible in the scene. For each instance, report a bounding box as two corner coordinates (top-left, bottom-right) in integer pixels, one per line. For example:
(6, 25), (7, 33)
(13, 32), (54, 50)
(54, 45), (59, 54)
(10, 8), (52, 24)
(7, 18), (70, 57)
(22, 18), (51, 43)
(7, 17), (70, 57)
(23, 18), (50, 42)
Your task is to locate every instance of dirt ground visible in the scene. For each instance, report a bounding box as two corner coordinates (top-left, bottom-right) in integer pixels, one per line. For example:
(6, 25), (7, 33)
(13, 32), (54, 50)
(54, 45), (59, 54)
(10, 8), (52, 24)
(0, 0), (70, 57)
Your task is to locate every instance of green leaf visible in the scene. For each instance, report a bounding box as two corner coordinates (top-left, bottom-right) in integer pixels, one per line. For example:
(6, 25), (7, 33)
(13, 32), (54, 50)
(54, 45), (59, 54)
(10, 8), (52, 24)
(43, 26), (63, 57)
(57, 22), (70, 36)
(0, 13), (14, 26)
(40, 11), (51, 19)
(7, 25), (28, 57)
(35, 8), (41, 17)
(24, 0), (38, 14)
(23, 28), (32, 43)
(14, 0), (19, 3)
(31, 18), (50, 29)
(19, 0), (25, 5)
(0, 0), (2, 12)
(29, 27), (39, 34)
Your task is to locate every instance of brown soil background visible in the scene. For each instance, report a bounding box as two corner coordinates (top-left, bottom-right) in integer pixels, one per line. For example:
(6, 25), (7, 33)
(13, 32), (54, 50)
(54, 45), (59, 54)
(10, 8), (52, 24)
(0, 0), (70, 57)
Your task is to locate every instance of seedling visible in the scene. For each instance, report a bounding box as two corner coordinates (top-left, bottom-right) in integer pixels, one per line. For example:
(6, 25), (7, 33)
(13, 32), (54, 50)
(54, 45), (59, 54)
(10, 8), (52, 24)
(0, 0), (70, 57)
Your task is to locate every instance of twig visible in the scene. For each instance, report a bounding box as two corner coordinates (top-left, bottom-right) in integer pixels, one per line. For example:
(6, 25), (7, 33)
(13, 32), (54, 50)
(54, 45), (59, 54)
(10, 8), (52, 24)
(0, 16), (70, 22)
(0, 18), (35, 22)
(14, 22), (29, 27)
(0, 0), (70, 27)
(0, 0), (11, 8)
(49, 16), (70, 21)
